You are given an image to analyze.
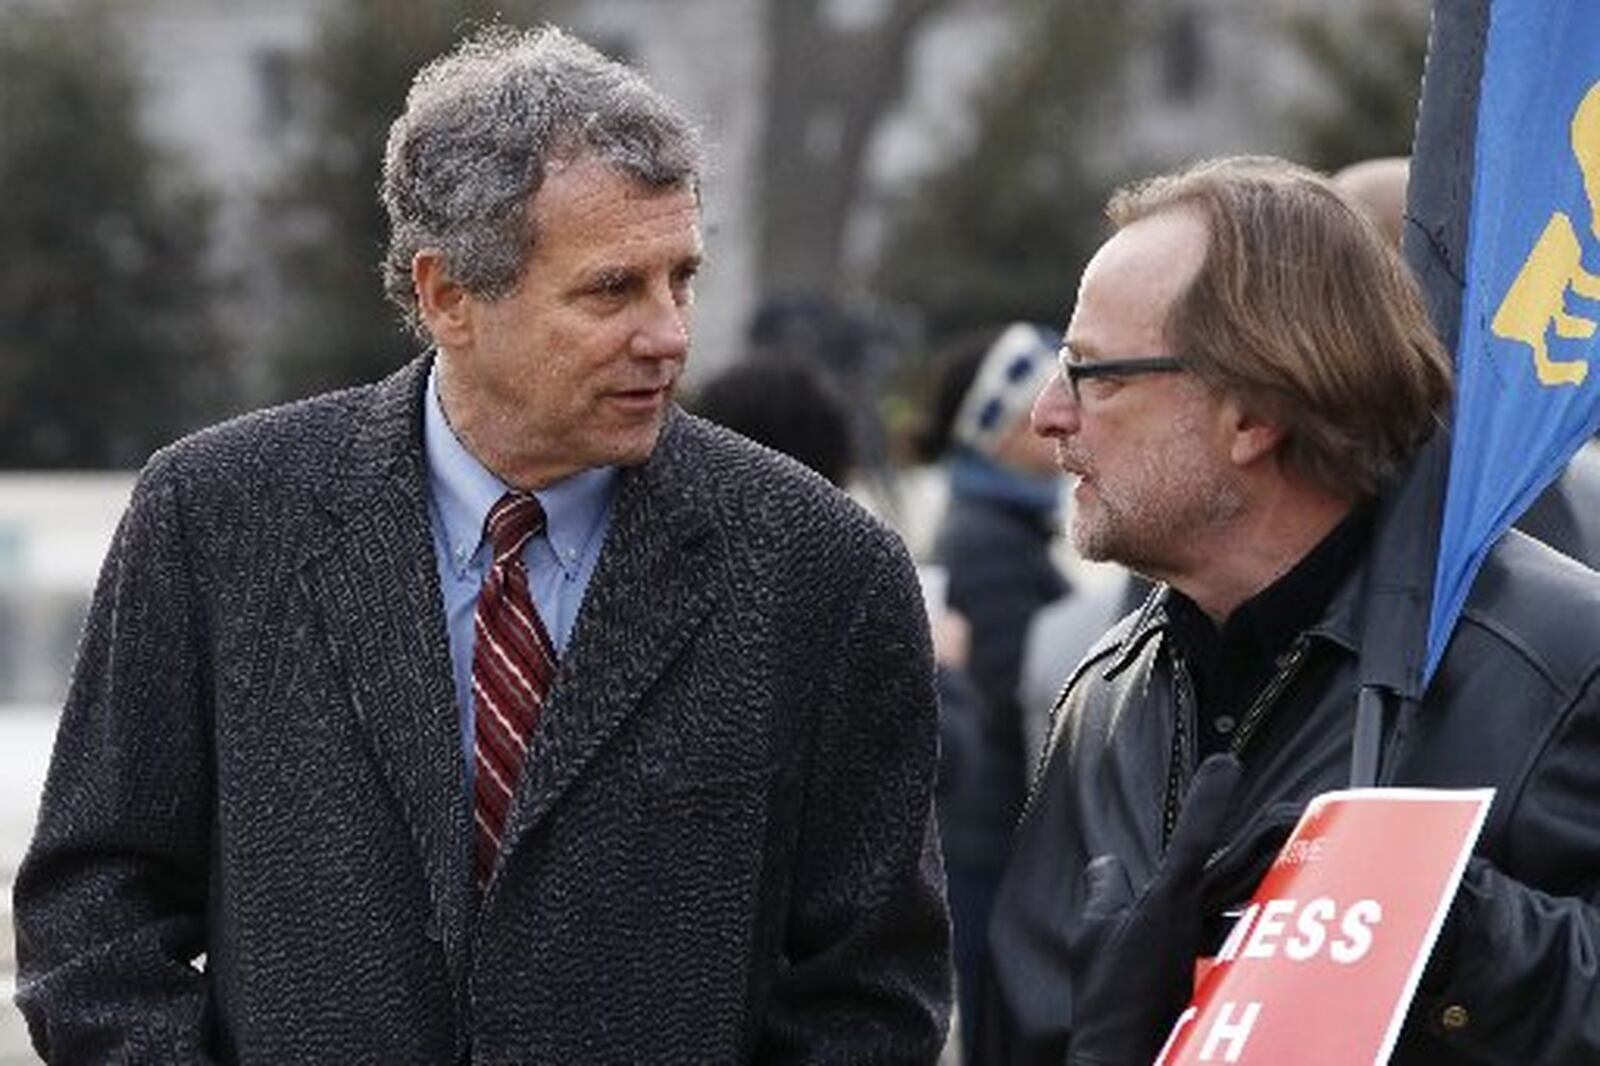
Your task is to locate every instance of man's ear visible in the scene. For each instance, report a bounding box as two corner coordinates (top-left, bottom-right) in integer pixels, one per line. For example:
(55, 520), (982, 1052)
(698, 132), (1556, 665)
(1220, 397), (1286, 468)
(413, 249), (473, 350)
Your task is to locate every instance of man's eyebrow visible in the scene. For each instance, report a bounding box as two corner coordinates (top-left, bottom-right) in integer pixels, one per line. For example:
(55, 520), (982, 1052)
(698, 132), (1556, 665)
(572, 265), (640, 292)
(1062, 339), (1103, 362)
(574, 251), (703, 290)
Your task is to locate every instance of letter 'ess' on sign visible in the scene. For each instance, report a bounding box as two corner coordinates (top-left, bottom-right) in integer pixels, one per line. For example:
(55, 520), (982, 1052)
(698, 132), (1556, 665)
(1156, 789), (1493, 1066)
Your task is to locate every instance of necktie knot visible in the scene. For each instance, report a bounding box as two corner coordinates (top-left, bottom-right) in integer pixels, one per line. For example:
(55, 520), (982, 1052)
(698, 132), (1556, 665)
(484, 493), (546, 567)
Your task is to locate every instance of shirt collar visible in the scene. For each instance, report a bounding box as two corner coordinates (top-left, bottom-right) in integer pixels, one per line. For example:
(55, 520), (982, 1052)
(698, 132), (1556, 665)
(1102, 501), (1376, 681)
(423, 359), (616, 578)
(1165, 500), (1377, 668)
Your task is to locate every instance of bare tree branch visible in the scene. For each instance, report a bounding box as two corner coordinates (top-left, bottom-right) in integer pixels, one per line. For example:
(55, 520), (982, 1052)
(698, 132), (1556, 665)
(756, 0), (957, 299)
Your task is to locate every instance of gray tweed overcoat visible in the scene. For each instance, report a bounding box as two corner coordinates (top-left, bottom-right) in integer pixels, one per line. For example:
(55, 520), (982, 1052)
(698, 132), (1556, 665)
(13, 356), (951, 1064)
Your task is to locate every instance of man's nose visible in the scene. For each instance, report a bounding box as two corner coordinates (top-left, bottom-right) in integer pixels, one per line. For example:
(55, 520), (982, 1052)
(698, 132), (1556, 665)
(631, 287), (691, 361)
(1031, 375), (1080, 439)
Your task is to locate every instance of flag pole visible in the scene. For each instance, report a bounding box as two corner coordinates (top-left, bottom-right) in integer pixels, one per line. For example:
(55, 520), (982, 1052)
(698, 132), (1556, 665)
(1350, 0), (1489, 786)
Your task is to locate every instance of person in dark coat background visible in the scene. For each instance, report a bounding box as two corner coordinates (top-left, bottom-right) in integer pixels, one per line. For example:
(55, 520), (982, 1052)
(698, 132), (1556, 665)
(12, 26), (950, 1063)
(919, 323), (1067, 1064)
(691, 357), (859, 489)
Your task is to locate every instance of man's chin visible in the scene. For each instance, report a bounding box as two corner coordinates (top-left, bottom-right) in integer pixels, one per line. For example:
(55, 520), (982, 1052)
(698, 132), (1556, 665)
(607, 419), (669, 468)
(1075, 543), (1119, 565)
(1071, 514), (1145, 569)
(1069, 518), (1112, 562)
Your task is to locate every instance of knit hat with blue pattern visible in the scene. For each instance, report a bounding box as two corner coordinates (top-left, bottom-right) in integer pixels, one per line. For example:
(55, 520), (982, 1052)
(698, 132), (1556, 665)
(951, 322), (1061, 457)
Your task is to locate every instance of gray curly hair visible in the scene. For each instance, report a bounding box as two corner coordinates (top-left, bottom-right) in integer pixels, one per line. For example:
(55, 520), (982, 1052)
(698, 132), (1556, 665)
(380, 24), (703, 334)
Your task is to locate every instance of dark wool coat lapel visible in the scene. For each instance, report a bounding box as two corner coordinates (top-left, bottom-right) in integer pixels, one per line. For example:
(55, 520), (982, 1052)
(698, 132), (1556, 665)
(296, 356), (475, 988)
(490, 408), (722, 894)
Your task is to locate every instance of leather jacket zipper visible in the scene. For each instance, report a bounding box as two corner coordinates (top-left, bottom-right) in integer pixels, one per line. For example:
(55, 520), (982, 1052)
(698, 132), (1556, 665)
(1162, 635), (1313, 844)
(1163, 646), (1200, 845)
(1229, 636), (1312, 755)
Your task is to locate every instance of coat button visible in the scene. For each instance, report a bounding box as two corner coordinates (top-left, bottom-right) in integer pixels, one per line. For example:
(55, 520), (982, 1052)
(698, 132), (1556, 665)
(1440, 1004), (1469, 1030)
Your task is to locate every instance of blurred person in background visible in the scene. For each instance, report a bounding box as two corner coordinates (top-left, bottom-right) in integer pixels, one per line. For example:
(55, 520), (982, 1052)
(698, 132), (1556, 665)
(13, 25), (950, 1063)
(1015, 559), (1150, 770)
(691, 356), (858, 488)
(1330, 156), (1411, 247)
(917, 323), (1068, 1065)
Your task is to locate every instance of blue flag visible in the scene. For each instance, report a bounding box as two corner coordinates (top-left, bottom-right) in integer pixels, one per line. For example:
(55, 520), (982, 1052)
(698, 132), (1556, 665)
(1425, 3), (1600, 680)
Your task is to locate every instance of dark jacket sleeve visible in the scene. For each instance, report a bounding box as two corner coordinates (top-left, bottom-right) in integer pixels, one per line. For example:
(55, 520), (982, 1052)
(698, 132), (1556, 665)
(1422, 860), (1600, 1064)
(755, 536), (952, 1062)
(1418, 683), (1600, 1065)
(12, 457), (218, 1063)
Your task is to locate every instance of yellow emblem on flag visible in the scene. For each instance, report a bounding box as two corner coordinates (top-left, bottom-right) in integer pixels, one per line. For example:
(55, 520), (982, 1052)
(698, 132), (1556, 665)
(1491, 81), (1600, 386)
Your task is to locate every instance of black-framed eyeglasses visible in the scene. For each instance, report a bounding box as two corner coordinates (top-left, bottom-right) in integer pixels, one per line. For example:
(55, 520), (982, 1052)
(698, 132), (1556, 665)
(1056, 347), (1186, 404)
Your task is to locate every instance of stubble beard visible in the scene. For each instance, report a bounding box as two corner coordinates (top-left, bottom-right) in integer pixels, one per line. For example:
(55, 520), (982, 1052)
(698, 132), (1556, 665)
(1063, 439), (1246, 574)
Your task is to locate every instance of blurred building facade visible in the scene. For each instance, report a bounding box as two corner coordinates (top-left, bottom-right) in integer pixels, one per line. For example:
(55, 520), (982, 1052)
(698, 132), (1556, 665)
(0, 475), (132, 706)
(0, 0), (1009, 391)
(0, 476), (131, 1060)
(0, 0), (1423, 395)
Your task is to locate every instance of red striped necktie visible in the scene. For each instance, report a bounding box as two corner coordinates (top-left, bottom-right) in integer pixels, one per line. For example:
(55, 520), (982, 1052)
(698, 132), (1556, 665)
(471, 492), (558, 890)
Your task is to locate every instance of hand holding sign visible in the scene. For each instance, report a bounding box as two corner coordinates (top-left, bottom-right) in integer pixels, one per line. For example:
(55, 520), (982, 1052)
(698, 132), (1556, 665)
(1066, 755), (1242, 1066)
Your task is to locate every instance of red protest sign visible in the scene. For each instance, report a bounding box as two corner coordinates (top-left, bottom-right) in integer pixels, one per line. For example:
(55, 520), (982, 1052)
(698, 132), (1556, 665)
(1155, 788), (1493, 1066)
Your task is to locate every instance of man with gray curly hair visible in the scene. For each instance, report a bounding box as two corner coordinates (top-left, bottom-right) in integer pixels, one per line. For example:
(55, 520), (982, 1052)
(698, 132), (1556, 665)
(14, 25), (951, 1062)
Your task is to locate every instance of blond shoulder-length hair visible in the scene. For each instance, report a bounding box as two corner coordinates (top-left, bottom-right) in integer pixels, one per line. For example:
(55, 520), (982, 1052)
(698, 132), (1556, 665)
(1107, 156), (1452, 499)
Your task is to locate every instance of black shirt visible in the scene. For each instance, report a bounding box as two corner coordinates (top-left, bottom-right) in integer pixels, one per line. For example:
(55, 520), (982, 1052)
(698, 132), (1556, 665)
(1165, 503), (1376, 758)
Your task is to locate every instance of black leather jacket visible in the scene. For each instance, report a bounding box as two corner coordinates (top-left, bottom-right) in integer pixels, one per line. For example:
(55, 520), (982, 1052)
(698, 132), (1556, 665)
(986, 529), (1600, 1065)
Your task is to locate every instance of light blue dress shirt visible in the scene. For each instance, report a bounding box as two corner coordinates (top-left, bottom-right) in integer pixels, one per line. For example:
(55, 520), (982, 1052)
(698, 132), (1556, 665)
(421, 361), (616, 778)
